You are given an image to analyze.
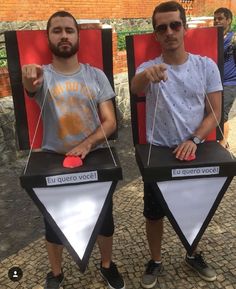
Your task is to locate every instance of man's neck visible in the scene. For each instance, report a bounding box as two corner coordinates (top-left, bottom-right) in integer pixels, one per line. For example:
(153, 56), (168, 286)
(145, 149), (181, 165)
(224, 27), (231, 37)
(162, 50), (188, 65)
(52, 54), (80, 74)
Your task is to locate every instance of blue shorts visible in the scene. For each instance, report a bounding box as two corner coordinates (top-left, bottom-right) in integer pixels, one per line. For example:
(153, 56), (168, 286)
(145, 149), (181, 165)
(45, 199), (114, 244)
(143, 182), (165, 220)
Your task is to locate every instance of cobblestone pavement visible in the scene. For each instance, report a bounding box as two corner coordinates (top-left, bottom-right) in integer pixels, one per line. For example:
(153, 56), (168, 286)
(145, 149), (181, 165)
(0, 119), (236, 289)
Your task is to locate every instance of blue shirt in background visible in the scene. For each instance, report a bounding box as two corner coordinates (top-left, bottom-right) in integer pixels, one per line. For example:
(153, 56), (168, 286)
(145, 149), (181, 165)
(224, 31), (236, 86)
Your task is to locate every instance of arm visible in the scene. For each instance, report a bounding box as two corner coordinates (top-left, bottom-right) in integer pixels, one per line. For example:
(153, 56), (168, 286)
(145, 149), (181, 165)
(66, 99), (116, 159)
(131, 63), (167, 94)
(174, 91), (222, 160)
(22, 64), (44, 93)
(193, 91), (222, 140)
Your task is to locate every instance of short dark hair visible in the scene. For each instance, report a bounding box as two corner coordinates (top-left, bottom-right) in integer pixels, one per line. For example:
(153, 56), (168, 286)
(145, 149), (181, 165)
(47, 11), (79, 34)
(152, 1), (186, 30)
(214, 7), (233, 21)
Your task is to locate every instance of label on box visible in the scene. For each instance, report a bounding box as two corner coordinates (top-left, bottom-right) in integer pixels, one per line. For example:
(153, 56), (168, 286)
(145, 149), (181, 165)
(46, 171), (98, 186)
(172, 166), (219, 178)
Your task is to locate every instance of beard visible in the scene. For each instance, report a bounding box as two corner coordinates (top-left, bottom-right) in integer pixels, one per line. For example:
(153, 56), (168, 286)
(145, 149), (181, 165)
(49, 39), (79, 58)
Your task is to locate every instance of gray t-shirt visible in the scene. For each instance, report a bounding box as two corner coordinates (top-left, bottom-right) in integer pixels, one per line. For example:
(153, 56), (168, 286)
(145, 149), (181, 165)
(136, 53), (223, 147)
(34, 63), (115, 154)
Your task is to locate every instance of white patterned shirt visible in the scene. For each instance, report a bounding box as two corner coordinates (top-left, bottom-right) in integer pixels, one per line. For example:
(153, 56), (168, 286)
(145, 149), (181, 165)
(136, 53), (223, 147)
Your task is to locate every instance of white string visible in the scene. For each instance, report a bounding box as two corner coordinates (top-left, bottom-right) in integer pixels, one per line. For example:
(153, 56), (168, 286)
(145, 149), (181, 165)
(23, 64), (118, 174)
(147, 84), (160, 166)
(81, 67), (117, 167)
(23, 68), (53, 175)
(199, 61), (234, 159)
(146, 60), (234, 166)
(204, 91), (235, 159)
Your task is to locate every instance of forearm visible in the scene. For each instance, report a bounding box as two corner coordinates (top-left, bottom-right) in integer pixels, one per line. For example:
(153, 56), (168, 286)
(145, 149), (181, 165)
(194, 91), (222, 140)
(174, 113), (220, 161)
(194, 112), (221, 140)
(22, 77), (38, 93)
(83, 118), (117, 148)
(174, 91), (221, 161)
(131, 71), (150, 94)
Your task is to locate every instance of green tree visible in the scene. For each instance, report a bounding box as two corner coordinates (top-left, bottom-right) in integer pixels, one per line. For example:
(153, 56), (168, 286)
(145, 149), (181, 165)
(232, 16), (236, 31)
(0, 49), (7, 67)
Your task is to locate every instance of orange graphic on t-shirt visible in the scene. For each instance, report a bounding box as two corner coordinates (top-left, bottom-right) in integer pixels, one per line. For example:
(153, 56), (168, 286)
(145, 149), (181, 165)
(51, 83), (65, 99)
(65, 81), (79, 92)
(58, 112), (90, 140)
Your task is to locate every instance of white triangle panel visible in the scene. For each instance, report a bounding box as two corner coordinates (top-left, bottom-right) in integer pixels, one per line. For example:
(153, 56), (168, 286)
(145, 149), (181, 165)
(157, 177), (227, 245)
(33, 181), (112, 259)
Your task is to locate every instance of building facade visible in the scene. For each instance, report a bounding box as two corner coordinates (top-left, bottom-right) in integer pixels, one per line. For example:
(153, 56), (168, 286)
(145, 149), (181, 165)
(0, 0), (236, 21)
(0, 0), (235, 96)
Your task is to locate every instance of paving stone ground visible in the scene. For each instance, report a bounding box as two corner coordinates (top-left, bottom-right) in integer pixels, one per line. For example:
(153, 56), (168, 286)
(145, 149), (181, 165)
(0, 119), (236, 289)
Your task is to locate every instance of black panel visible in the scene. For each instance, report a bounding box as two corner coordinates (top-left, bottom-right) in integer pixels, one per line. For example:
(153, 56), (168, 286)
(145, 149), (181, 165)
(135, 142), (236, 182)
(20, 147), (122, 188)
(25, 180), (118, 272)
(154, 176), (232, 255)
(102, 29), (114, 89)
(102, 28), (118, 140)
(5, 31), (30, 149)
(126, 35), (140, 146)
(217, 26), (225, 140)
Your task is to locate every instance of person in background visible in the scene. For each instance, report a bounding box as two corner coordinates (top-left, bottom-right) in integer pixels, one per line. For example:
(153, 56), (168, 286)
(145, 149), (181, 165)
(214, 7), (236, 148)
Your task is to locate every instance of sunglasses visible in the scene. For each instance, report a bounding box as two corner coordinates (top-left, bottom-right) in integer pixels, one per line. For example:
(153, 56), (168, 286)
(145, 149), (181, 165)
(155, 21), (182, 34)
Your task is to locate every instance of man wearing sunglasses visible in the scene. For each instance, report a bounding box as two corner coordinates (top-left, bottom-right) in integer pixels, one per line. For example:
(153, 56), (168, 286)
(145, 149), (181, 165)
(131, 1), (222, 288)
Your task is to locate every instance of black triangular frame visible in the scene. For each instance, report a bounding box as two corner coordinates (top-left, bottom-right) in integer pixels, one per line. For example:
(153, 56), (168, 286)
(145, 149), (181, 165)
(25, 181), (118, 272)
(152, 176), (233, 255)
